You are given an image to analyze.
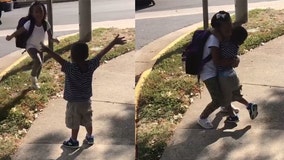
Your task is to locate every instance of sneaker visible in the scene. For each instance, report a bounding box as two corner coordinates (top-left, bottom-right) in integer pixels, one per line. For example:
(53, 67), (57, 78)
(84, 135), (94, 145)
(225, 115), (239, 123)
(247, 103), (258, 120)
(197, 118), (213, 129)
(63, 138), (79, 148)
(220, 105), (239, 114)
(31, 77), (40, 89)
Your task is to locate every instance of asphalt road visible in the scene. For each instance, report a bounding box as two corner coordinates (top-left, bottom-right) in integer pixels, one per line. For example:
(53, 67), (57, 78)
(136, 0), (278, 49)
(0, 0), (133, 58)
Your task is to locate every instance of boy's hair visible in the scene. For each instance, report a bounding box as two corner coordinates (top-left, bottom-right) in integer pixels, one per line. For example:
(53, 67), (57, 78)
(231, 26), (248, 45)
(28, 1), (47, 21)
(211, 11), (231, 28)
(71, 42), (89, 63)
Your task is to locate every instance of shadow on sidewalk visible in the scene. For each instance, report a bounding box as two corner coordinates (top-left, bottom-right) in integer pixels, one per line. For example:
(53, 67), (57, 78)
(93, 102), (135, 159)
(162, 121), (251, 160)
(56, 144), (92, 160)
(162, 87), (284, 159)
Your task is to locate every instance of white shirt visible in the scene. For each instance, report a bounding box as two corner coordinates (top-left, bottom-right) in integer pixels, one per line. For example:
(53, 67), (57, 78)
(200, 34), (220, 81)
(24, 20), (50, 51)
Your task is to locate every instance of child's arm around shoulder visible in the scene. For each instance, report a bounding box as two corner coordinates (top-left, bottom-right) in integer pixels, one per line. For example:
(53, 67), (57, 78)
(40, 42), (66, 66)
(96, 34), (126, 60)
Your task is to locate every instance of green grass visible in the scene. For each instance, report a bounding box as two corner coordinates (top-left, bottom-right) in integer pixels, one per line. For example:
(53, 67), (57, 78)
(0, 28), (134, 159)
(137, 9), (284, 160)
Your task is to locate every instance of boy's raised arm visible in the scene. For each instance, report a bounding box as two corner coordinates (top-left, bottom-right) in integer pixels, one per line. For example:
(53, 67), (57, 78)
(40, 42), (66, 66)
(96, 34), (126, 60)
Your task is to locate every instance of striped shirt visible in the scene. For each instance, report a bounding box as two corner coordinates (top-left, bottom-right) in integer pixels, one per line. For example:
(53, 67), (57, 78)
(218, 40), (239, 72)
(61, 57), (100, 102)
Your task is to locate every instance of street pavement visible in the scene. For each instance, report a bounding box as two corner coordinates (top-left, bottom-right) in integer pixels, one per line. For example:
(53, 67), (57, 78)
(12, 51), (135, 160)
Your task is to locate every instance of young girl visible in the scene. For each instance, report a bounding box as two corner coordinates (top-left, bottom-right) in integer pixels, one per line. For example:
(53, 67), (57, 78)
(198, 11), (239, 129)
(6, 1), (59, 89)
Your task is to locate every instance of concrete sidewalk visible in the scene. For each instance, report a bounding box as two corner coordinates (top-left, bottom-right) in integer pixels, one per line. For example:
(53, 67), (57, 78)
(12, 51), (135, 160)
(160, 36), (284, 160)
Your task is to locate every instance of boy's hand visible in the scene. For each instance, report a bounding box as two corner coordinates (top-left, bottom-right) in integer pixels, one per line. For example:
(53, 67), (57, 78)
(113, 34), (126, 45)
(232, 56), (240, 68)
(6, 35), (13, 41)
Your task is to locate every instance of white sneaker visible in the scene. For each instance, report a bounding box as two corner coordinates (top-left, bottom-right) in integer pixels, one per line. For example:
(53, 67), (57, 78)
(197, 118), (213, 129)
(31, 77), (40, 90)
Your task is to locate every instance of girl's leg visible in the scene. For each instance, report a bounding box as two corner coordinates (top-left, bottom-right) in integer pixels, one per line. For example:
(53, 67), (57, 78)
(36, 52), (44, 78)
(200, 77), (223, 119)
(27, 48), (43, 89)
(27, 48), (43, 78)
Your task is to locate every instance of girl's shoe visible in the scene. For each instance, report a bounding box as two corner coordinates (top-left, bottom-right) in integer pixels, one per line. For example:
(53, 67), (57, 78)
(31, 77), (40, 89)
(197, 118), (213, 129)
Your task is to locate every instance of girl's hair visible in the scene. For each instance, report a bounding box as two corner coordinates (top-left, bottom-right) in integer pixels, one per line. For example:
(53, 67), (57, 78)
(27, 1), (47, 21)
(71, 42), (89, 63)
(211, 11), (231, 28)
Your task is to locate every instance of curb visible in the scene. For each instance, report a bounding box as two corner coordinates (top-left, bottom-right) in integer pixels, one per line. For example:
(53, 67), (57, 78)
(135, 21), (203, 106)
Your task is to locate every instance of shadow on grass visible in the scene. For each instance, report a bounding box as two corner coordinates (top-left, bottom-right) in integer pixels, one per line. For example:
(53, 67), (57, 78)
(0, 43), (74, 83)
(0, 88), (32, 121)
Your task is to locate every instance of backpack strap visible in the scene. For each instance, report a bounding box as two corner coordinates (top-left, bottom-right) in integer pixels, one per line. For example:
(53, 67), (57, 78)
(27, 19), (35, 39)
(42, 20), (47, 31)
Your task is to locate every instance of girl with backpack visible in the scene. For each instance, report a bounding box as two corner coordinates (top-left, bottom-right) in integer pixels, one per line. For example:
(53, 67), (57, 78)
(6, 1), (59, 89)
(197, 11), (240, 129)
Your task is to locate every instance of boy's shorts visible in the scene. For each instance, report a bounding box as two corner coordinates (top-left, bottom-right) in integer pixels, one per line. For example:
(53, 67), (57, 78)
(65, 100), (93, 129)
(218, 75), (243, 106)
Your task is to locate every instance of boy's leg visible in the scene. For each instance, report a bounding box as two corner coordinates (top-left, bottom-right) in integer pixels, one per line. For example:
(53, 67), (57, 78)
(71, 128), (79, 141)
(64, 102), (80, 148)
(81, 100), (94, 144)
(85, 126), (92, 136)
(218, 76), (235, 117)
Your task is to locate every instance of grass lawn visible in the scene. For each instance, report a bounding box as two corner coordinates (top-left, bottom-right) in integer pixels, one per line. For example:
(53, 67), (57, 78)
(136, 9), (284, 160)
(0, 28), (134, 159)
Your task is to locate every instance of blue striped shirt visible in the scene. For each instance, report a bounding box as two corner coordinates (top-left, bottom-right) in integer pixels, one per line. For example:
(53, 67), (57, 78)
(218, 41), (239, 72)
(61, 57), (100, 102)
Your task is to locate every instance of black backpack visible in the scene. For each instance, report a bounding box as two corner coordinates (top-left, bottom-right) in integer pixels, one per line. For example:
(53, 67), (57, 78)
(182, 30), (212, 75)
(15, 17), (47, 49)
